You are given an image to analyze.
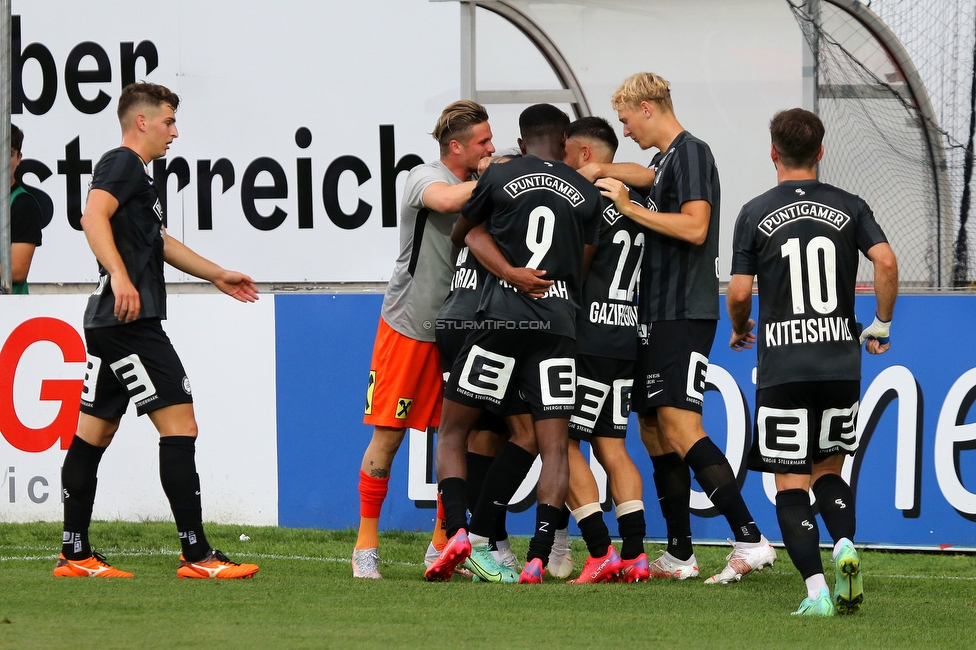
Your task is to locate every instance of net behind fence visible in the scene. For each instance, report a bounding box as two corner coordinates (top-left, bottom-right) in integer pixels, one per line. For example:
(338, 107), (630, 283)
(788, 0), (976, 289)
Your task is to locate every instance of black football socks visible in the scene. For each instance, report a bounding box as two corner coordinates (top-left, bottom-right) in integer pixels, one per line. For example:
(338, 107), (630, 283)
(651, 452), (694, 560)
(577, 511), (612, 559)
(469, 442), (535, 539)
(777, 489), (824, 579)
(464, 452), (494, 516)
(61, 435), (106, 559)
(159, 436), (210, 562)
(526, 503), (562, 564)
(685, 438), (762, 544)
(812, 473), (857, 543)
(616, 506), (647, 560)
(438, 477), (468, 539)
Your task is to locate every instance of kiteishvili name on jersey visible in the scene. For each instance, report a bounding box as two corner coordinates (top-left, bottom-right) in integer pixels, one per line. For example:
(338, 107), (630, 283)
(758, 201), (851, 236)
(499, 278), (569, 299)
(503, 173), (585, 206)
(588, 301), (638, 326)
(765, 316), (855, 346)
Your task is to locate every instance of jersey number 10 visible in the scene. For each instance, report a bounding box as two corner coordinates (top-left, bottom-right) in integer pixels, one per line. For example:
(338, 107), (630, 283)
(781, 236), (838, 315)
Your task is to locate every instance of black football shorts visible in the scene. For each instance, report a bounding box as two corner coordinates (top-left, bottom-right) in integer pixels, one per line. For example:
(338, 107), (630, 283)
(80, 318), (193, 419)
(445, 324), (575, 421)
(569, 354), (634, 441)
(631, 319), (717, 415)
(436, 319), (526, 433)
(748, 380), (860, 474)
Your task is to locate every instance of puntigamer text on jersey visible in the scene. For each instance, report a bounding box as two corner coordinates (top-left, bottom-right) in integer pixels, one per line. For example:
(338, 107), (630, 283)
(502, 173), (586, 206)
(758, 201), (852, 236)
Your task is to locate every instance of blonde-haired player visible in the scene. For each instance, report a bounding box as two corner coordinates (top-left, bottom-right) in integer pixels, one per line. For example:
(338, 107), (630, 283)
(588, 73), (776, 584)
(353, 100), (495, 578)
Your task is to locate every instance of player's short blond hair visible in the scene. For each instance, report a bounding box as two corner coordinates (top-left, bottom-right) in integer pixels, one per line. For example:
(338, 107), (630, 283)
(431, 100), (490, 154)
(611, 73), (673, 114)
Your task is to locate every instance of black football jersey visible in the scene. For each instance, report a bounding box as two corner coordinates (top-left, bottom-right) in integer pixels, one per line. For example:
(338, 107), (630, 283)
(437, 245), (487, 322)
(462, 155), (602, 339)
(640, 131), (721, 322)
(731, 179), (888, 388)
(10, 183), (43, 246)
(83, 147), (167, 329)
(576, 192), (645, 360)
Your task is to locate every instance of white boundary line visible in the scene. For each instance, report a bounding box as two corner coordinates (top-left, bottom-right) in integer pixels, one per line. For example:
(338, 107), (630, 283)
(2, 546), (975, 580)
(0, 546), (416, 567)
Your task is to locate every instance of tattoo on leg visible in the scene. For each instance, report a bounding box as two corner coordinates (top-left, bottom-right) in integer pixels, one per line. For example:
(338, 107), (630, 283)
(369, 468), (389, 479)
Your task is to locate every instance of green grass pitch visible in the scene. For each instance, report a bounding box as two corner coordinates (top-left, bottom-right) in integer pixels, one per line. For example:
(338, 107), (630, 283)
(1, 522), (974, 649)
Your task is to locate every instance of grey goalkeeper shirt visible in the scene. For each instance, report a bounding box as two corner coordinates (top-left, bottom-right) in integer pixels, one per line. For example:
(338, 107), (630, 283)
(381, 159), (463, 342)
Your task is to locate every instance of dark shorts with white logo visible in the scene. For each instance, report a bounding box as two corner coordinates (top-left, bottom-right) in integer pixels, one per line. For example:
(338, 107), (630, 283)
(748, 380), (860, 474)
(631, 319), (716, 416)
(80, 318), (193, 419)
(436, 319), (527, 433)
(569, 354), (634, 441)
(445, 324), (575, 421)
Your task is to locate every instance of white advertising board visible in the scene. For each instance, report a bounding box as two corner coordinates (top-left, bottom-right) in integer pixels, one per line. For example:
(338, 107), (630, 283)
(0, 294), (278, 525)
(12, 0), (802, 284)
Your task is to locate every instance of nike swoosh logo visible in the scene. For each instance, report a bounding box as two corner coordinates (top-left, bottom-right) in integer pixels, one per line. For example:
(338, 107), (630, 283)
(468, 560), (501, 581)
(492, 501), (506, 507)
(648, 389), (664, 398)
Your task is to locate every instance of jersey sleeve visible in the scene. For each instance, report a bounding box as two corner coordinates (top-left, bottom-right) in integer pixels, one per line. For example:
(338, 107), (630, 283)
(90, 149), (144, 206)
(730, 205), (758, 275)
(10, 192), (43, 246)
(403, 163), (452, 212)
(854, 199), (889, 255)
(672, 140), (715, 207)
(460, 163), (496, 226)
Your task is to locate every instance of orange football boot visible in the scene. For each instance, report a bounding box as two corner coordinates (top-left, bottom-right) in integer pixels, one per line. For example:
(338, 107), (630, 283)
(177, 549), (259, 579)
(53, 553), (134, 578)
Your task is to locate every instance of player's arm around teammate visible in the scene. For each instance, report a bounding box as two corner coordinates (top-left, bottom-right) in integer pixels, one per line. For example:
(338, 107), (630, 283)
(559, 117), (650, 583)
(593, 73), (774, 584)
(577, 160), (655, 191)
(353, 101), (495, 578)
(464, 222), (554, 298)
(454, 153), (558, 298)
(597, 177), (710, 246)
(427, 104), (603, 583)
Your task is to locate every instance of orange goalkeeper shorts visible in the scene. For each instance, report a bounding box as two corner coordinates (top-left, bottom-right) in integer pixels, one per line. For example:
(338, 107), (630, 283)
(363, 317), (443, 429)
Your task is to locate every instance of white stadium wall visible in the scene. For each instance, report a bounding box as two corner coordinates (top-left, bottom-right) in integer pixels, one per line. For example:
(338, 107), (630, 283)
(0, 296), (278, 525)
(11, 0), (802, 284)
